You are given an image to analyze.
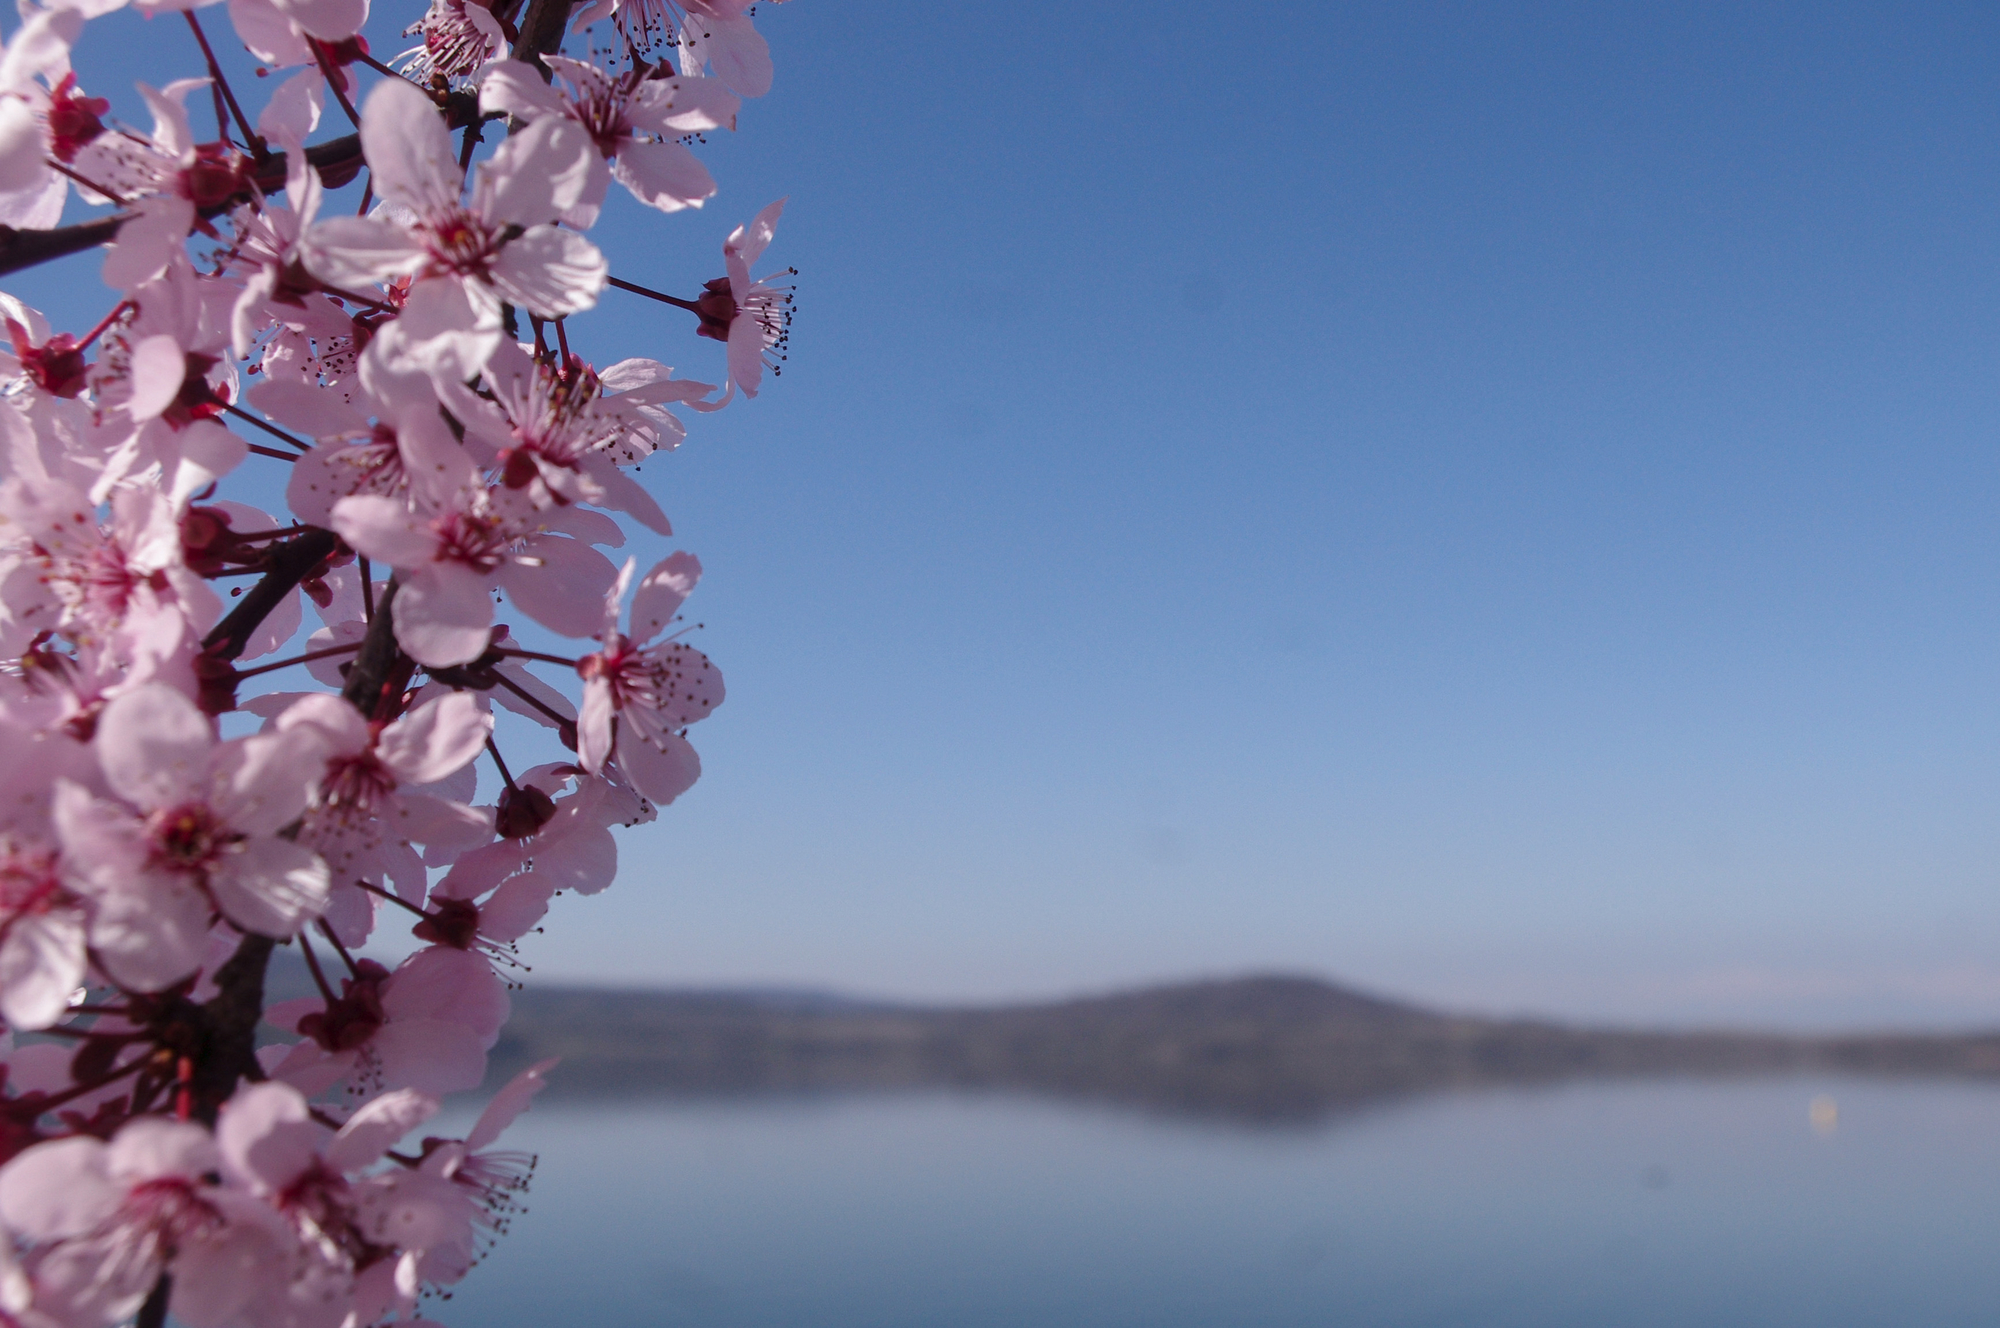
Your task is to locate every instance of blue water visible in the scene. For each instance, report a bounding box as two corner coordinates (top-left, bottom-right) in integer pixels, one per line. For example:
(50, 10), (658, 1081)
(430, 1078), (2000, 1326)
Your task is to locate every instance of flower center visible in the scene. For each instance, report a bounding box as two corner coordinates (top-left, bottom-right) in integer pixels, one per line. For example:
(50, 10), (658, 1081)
(321, 750), (399, 813)
(120, 1177), (223, 1250)
(0, 840), (67, 928)
(6, 321), (87, 398)
(45, 75), (109, 164)
(146, 803), (232, 872)
(423, 208), (502, 277)
(429, 509), (509, 571)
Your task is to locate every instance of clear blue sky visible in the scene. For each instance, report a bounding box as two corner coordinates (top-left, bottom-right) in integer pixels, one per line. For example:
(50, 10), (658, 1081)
(13, 2), (2000, 1027)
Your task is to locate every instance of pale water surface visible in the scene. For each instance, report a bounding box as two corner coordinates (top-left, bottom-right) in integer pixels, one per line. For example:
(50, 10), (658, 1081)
(431, 1078), (2000, 1326)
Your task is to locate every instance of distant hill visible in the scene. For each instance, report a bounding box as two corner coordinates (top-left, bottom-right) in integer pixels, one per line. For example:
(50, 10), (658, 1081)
(465, 973), (2000, 1122)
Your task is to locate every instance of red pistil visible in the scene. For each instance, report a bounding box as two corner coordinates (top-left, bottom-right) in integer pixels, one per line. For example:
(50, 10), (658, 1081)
(412, 895), (480, 949)
(6, 320), (88, 398)
(44, 75), (108, 163)
(297, 959), (391, 1052)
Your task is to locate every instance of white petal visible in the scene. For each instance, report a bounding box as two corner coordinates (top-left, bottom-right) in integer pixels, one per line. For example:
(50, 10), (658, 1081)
(477, 58), (565, 120)
(301, 215), (427, 289)
(499, 535), (615, 637)
(0, 910), (84, 1031)
(359, 77), (460, 216)
(228, 0), (313, 67)
(0, 1138), (116, 1241)
(616, 729), (700, 807)
(102, 195), (196, 293)
(378, 691), (491, 785)
(610, 138), (715, 213)
(126, 333), (188, 422)
(88, 874), (212, 991)
(269, 0), (366, 42)
(488, 225), (606, 318)
(95, 681), (213, 811)
(256, 66), (325, 147)
(392, 562), (495, 667)
(326, 1088), (438, 1174)
(631, 550), (700, 640)
(725, 195), (785, 274)
(0, 98), (45, 194)
(207, 835), (329, 936)
(331, 492), (437, 567)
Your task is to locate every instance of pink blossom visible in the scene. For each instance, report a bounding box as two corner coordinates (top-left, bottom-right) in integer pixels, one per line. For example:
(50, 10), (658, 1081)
(0, 481), (220, 663)
(274, 690), (492, 938)
(395, 0), (507, 84)
(265, 943), (503, 1098)
(573, 0), (781, 98)
(479, 55), (737, 222)
(302, 77), (606, 336)
(53, 682), (332, 990)
(331, 483), (618, 667)
(0, 1117), (285, 1328)
(69, 80), (260, 293)
(0, 832), (87, 1030)
(0, 4), (790, 1316)
(444, 340), (675, 532)
(407, 1057), (554, 1284)
(576, 552), (721, 805)
(0, 12), (95, 228)
(217, 1080), (462, 1327)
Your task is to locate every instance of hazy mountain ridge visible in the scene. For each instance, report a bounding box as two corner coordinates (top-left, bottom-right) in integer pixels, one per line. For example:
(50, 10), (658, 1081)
(471, 974), (2000, 1121)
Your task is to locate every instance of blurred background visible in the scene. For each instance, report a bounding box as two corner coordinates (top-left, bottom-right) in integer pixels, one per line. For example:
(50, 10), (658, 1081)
(15, 0), (2000, 1030)
(543, 0), (2000, 1030)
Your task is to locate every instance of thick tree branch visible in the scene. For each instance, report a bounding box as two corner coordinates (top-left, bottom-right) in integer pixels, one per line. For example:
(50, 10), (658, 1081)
(340, 576), (412, 718)
(0, 134), (363, 278)
(187, 934), (275, 1123)
(514, 0), (576, 77)
(201, 528), (342, 663)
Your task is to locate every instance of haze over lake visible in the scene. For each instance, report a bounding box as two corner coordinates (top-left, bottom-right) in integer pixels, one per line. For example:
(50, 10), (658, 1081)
(434, 1078), (2000, 1327)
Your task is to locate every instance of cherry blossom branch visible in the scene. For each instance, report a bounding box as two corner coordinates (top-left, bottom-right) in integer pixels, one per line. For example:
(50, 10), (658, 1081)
(353, 877), (433, 920)
(0, 134), (366, 278)
(185, 935), (275, 1122)
(311, 41), (364, 128)
(340, 576), (415, 719)
(232, 641), (362, 681)
(0, 215), (123, 274)
(605, 275), (704, 314)
(246, 442), (299, 462)
(219, 401), (312, 451)
(183, 12), (268, 161)
(494, 646), (578, 668)
(512, 0), (577, 78)
(486, 735), (521, 790)
(315, 920), (363, 979)
(200, 528), (341, 663)
(296, 931), (339, 1003)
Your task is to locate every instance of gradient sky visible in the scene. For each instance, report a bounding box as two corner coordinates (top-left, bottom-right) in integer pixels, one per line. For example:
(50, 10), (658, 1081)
(12, 1), (2000, 1028)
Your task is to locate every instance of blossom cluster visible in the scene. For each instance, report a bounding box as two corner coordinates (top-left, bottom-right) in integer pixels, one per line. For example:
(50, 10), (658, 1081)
(0, 0), (793, 1321)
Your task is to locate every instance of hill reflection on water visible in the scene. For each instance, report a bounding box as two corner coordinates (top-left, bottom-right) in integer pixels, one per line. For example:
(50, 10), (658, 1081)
(479, 974), (2000, 1124)
(432, 1077), (2000, 1328)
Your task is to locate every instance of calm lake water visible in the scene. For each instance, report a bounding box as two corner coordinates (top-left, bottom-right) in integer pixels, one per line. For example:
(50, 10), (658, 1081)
(430, 1077), (2000, 1327)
